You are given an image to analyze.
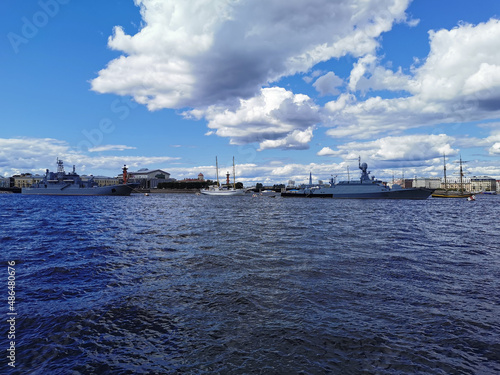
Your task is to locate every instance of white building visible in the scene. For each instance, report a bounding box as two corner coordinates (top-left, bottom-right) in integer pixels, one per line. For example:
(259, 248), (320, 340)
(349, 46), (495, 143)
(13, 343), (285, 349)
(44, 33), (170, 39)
(128, 168), (173, 189)
(412, 177), (442, 189)
(470, 176), (497, 193)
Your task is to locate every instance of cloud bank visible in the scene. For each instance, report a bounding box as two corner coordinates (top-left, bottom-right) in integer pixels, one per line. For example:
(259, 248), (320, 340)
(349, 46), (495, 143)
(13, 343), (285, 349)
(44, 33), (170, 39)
(89, 0), (500, 175)
(91, 0), (412, 148)
(325, 18), (500, 139)
(0, 138), (177, 176)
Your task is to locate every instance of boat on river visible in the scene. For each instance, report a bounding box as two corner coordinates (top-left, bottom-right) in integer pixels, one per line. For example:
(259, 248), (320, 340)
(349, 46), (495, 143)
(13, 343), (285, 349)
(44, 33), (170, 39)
(22, 159), (138, 196)
(431, 154), (473, 198)
(281, 158), (433, 199)
(200, 156), (245, 196)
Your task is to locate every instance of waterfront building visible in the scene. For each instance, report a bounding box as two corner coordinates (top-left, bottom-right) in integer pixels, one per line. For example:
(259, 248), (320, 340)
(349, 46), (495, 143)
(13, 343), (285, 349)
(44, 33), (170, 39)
(402, 179), (413, 189)
(497, 180), (500, 193)
(81, 175), (121, 187)
(127, 168), (174, 189)
(180, 173), (205, 182)
(413, 177), (442, 189)
(470, 176), (497, 193)
(13, 174), (43, 188)
(441, 177), (471, 192)
(0, 176), (11, 188)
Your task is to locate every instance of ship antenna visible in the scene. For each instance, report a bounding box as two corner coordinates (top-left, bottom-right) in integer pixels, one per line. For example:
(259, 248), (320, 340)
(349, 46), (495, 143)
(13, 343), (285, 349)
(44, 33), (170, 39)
(215, 156), (219, 187)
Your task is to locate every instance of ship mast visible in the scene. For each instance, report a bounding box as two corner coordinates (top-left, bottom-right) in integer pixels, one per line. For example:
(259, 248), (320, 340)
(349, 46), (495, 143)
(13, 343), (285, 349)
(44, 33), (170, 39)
(443, 153), (447, 191)
(56, 158), (65, 181)
(459, 155), (464, 194)
(215, 156), (220, 187)
(454, 155), (468, 194)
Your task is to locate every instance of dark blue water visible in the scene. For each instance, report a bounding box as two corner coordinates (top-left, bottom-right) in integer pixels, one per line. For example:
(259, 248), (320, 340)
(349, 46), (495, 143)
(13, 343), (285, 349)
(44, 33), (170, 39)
(2, 193), (499, 374)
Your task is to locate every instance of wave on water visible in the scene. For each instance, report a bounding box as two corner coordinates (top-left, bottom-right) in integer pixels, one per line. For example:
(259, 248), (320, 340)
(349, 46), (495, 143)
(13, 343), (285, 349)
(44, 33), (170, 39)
(2, 194), (500, 374)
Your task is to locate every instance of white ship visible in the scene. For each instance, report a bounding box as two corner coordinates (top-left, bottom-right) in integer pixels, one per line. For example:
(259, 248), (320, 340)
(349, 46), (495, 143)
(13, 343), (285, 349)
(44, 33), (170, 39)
(200, 156), (245, 196)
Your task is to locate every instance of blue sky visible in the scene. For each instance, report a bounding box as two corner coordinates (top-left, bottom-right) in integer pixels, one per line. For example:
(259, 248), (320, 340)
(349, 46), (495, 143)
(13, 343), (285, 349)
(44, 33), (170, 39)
(1, 0), (500, 185)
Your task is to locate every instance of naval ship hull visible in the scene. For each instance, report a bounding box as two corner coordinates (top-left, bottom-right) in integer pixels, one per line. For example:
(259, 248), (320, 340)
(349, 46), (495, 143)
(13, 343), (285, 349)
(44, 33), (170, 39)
(283, 159), (434, 200)
(282, 186), (434, 200)
(22, 184), (136, 196)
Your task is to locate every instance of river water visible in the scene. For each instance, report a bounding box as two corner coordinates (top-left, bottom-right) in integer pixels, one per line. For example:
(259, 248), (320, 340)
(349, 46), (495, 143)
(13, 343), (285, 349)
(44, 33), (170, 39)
(2, 193), (499, 374)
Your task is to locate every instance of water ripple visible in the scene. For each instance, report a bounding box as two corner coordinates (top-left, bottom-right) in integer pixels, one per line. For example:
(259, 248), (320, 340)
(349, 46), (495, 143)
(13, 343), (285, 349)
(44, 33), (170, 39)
(2, 194), (500, 374)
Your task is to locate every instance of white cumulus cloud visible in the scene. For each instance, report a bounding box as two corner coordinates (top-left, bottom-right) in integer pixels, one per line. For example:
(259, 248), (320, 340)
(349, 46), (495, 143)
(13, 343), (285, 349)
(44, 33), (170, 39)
(313, 72), (344, 96)
(318, 134), (457, 168)
(88, 145), (137, 152)
(191, 87), (320, 150)
(0, 138), (178, 176)
(324, 18), (500, 139)
(91, 0), (412, 149)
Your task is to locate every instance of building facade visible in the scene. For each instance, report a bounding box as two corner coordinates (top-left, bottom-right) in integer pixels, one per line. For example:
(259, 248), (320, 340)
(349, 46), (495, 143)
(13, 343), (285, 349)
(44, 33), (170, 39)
(128, 168), (173, 189)
(441, 178), (472, 192)
(0, 177), (12, 188)
(470, 176), (496, 193)
(13, 174), (43, 188)
(81, 176), (121, 187)
(179, 173), (205, 182)
(412, 177), (442, 189)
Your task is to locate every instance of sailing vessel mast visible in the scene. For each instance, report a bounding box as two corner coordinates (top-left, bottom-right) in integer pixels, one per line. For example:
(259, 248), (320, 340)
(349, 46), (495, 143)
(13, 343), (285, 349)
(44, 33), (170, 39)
(216, 156), (220, 187)
(443, 153), (447, 191)
(459, 155), (463, 194)
(432, 153), (472, 198)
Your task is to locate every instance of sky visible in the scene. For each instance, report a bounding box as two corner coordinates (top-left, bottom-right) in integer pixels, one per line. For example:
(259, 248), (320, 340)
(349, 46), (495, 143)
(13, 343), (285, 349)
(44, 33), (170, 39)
(1, 0), (500, 185)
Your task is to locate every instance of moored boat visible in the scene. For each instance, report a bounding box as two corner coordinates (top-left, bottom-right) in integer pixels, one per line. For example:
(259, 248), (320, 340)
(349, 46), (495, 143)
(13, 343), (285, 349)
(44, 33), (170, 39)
(431, 191), (474, 198)
(200, 187), (245, 196)
(22, 159), (138, 196)
(281, 158), (433, 199)
(431, 154), (473, 198)
(200, 156), (245, 196)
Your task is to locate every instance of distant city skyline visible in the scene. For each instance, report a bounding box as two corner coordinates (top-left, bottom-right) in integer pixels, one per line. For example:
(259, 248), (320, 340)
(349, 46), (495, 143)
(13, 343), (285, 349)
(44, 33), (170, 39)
(1, 0), (500, 185)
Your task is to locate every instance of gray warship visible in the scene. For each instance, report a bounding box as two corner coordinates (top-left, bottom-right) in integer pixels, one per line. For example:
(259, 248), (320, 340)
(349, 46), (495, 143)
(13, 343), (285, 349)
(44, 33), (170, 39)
(282, 159), (434, 199)
(22, 159), (138, 196)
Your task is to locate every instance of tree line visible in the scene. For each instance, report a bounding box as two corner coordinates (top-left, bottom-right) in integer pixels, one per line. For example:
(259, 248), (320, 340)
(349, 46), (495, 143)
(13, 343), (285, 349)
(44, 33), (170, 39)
(156, 180), (244, 189)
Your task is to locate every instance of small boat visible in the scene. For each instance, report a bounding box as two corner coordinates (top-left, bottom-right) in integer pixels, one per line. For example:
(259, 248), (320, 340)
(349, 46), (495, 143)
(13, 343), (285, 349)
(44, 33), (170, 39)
(200, 156), (245, 196)
(432, 154), (473, 198)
